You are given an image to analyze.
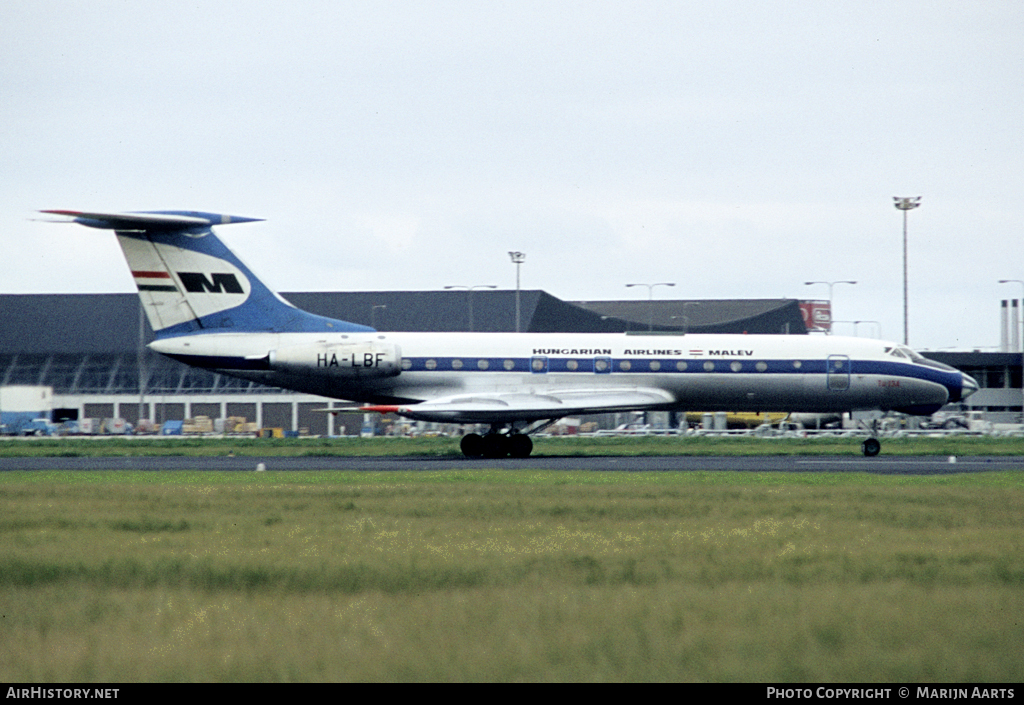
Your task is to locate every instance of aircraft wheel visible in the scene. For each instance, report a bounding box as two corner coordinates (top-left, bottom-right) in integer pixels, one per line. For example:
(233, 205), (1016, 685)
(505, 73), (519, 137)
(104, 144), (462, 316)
(481, 433), (510, 459)
(508, 433), (533, 458)
(460, 433), (484, 458)
(862, 438), (881, 457)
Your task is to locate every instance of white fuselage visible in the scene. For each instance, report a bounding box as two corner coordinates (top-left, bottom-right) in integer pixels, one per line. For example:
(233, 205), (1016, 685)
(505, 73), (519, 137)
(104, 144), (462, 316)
(151, 331), (972, 421)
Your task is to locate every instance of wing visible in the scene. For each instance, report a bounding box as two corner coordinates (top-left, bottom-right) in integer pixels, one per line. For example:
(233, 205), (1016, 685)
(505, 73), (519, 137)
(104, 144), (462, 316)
(361, 387), (676, 423)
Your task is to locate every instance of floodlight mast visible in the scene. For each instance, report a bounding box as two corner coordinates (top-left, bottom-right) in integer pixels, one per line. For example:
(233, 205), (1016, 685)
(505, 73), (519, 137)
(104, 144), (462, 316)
(508, 252), (526, 333)
(894, 196), (922, 345)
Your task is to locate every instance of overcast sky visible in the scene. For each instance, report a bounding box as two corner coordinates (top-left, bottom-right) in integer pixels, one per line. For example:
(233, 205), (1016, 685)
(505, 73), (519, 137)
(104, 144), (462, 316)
(3, 1), (1021, 351)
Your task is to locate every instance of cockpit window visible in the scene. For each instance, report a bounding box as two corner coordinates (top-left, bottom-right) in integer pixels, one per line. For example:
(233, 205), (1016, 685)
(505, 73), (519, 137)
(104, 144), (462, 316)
(895, 345), (956, 372)
(898, 346), (923, 362)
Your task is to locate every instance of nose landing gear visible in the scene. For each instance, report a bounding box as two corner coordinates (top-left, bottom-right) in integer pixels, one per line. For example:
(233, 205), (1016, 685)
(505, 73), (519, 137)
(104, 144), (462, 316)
(861, 437), (881, 457)
(861, 418), (882, 456)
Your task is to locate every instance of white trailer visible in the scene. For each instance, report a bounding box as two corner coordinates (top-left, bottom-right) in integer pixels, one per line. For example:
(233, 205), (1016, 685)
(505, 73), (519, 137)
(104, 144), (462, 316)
(0, 386), (55, 435)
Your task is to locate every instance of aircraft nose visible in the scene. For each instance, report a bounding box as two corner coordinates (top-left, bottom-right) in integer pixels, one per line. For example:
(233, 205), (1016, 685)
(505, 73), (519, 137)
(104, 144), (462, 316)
(959, 372), (979, 401)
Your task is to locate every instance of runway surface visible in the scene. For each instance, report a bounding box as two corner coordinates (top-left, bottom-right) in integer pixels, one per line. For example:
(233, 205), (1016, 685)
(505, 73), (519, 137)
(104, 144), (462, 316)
(2, 455), (1023, 474)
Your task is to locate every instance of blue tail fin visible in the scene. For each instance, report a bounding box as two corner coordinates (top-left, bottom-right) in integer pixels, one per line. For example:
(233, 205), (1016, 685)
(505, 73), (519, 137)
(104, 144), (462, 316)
(43, 210), (373, 338)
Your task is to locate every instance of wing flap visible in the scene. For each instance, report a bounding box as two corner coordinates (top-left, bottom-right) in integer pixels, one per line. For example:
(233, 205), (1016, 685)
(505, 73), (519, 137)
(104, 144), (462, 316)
(379, 387), (676, 423)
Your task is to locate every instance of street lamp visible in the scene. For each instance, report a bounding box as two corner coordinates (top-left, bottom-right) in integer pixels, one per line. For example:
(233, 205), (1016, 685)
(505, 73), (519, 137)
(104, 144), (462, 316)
(670, 315), (692, 333)
(804, 281), (857, 334)
(444, 285), (497, 332)
(370, 304), (386, 330)
(508, 252), (526, 333)
(854, 320), (883, 339)
(999, 279), (1024, 424)
(626, 282), (676, 332)
(832, 321), (859, 336)
(894, 196), (922, 345)
(138, 299), (147, 426)
(670, 302), (702, 333)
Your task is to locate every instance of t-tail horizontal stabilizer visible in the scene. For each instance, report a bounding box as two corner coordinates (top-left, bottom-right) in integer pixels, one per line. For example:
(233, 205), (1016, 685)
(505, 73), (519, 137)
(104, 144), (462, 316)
(43, 209), (372, 337)
(40, 210), (264, 230)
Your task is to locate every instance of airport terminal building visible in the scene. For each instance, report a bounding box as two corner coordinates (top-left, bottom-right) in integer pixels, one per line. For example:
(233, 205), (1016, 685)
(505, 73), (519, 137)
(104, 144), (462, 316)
(0, 290), (1018, 433)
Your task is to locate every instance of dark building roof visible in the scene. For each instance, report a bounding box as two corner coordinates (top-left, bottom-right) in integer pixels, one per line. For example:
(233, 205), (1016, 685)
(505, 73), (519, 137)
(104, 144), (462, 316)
(571, 299), (807, 334)
(0, 291), (808, 355)
(285, 290), (545, 333)
(922, 351), (1021, 369)
(0, 294), (144, 355)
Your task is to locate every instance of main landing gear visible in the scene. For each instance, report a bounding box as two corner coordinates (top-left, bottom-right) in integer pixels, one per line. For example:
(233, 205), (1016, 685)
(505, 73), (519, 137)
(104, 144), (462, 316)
(460, 431), (532, 458)
(459, 420), (557, 459)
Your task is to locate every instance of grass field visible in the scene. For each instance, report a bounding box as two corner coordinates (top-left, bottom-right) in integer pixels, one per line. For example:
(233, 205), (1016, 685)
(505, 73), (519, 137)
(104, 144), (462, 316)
(1, 469), (1023, 681)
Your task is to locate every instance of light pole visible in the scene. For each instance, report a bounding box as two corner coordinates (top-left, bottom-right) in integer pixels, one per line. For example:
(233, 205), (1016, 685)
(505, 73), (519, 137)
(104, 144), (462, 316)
(444, 285), (497, 332)
(894, 196), (922, 345)
(804, 281), (857, 334)
(508, 251), (525, 333)
(854, 320), (883, 339)
(670, 302), (702, 333)
(138, 299), (146, 426)
(999, 279), (1024, 424)
(626, 282), (676, 332)
(370, 304), (386, 330)
(670, 315), (693, 333)
(832, 321), (858, 336)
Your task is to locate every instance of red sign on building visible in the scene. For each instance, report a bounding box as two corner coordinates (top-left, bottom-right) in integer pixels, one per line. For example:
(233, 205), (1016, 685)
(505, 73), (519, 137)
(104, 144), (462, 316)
(799, 300), (832, 332)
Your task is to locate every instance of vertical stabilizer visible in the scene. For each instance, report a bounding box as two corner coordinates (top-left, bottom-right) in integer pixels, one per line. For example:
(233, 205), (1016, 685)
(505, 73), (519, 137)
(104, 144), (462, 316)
(42, 210), (372, 337)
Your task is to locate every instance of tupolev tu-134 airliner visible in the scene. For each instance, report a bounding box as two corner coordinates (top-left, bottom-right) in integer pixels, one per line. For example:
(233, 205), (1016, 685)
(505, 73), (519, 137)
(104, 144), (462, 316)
(43, 209), (978, 458)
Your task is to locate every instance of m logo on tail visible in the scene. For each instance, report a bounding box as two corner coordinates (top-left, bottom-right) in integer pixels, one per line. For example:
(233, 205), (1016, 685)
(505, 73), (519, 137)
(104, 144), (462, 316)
(178, 272), (245, 294)
(120, 236), (254, 331)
